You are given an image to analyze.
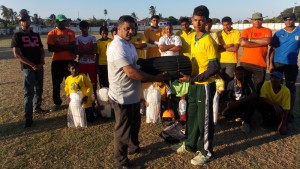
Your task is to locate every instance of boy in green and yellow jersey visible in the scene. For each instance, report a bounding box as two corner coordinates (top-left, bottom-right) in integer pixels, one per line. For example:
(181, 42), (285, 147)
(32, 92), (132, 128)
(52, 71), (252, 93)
(175, 5), (219, 166)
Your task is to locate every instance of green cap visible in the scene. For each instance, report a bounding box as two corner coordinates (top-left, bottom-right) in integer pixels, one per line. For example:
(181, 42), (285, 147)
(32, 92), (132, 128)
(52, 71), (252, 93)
(250, 12), (267, 20)
(56, 14), (67, 22)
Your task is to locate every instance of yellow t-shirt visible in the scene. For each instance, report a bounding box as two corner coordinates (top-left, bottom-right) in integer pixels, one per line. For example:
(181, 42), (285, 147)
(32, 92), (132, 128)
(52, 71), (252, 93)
(217, 29), (240, 63)
(97, 38), (112, 65)
(131, 33), (146, 59)
(260, 81), (290, 110)
(65, 73), (93, 108)
(153, 82), (170, 102)
(144, 27), (164, 58)
(191, 33), (218, 84)
(176, 29), (195, 57)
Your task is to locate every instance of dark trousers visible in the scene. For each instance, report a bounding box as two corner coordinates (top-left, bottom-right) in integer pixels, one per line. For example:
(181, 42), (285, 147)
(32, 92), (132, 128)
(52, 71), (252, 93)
(110, 100), (141, 166)
(220, 63), (236, 87)
(185, 83), (215, 158)
(98, 65), (109, 88)
(222, 99), (256, 124)
(51, 60), (71, 105)
(23, 68), (44, 120)
(256, 100), (282, 130)
(240, 62), (266, 91)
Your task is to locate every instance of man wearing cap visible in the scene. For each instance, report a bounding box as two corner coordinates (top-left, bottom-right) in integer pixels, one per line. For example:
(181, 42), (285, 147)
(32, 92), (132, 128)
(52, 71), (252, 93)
(217, 16), (240, 86)
(257, 71), (290, 135)
(269, 12), (300, 119)
(11, 9), (45, 128)
(158, 23), (182, 56)
(47, 14), (76, 112)
(239, 12), (272, 90)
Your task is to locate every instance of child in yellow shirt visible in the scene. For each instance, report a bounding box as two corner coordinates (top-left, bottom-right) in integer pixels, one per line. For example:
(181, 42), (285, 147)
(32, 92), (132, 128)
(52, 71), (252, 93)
(65, 61), (95, 124)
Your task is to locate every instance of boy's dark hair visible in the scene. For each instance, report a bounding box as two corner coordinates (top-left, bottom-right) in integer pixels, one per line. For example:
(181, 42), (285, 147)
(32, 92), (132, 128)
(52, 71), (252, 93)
(68, 60), (78, 68)
(193, 5), (209, 19)
(179, 17), (190, 24)
(151, 15), (160, 20)
(99, 26), (108, 34)
(235, 66), (245, 73)
(222, 16), (232, 23)
(79, 20), (89, 28)
(118, 15), (136, 25)
(111, 27), (118, 34)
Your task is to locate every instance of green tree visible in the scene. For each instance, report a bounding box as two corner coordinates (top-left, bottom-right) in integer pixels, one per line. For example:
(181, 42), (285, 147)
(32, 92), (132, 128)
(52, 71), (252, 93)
(33, 13), (39, 24)
(104, 9), (108, 20)
(131, 12), (138, 20)
(49, 14), (56, 27)
(0, 5), (10, 21)
(243, 20), (250, 24)
(166, 16), (178, 25)
(149, 6), (156, 16)
(211, 18), (220, 24)
(280, 6), (300, 20)
(8, 8), (17, 24)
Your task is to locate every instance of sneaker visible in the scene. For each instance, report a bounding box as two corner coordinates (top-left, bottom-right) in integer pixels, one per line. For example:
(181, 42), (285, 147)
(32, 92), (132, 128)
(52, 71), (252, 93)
(241, 122), (250, 133)
(23, 119), (33, 128)
(49, 104), (61, 112)
(174, 142), (189, 154)
(33, 107), (47, 114)
(128, 147), (151, 155)
(191, 151), (214, 165)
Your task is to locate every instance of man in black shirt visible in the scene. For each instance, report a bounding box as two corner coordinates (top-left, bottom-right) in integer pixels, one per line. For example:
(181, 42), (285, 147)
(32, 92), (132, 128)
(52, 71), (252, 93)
(11, 9), (45, 128)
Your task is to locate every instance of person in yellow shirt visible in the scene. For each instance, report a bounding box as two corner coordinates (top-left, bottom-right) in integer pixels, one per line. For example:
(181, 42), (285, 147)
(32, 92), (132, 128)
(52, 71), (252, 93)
(257, 71), (290, 135)
(217, 16), (240, 86)
(175, 5), (219, 166)
(131, 23), (147, 59)
(144, 15), (164, 58)
(65, 61), (95, 122)
(97, 26), (112, 88)
(176, 17), (195, 58)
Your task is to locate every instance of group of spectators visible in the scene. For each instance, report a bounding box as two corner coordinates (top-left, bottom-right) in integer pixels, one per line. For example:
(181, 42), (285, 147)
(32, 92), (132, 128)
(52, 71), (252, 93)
(11, 5), (299, 168)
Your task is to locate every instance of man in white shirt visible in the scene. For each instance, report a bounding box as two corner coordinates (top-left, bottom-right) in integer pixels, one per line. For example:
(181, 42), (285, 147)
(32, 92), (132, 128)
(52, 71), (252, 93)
(107, 15), (167, 169)
(158, 24), (182, 56)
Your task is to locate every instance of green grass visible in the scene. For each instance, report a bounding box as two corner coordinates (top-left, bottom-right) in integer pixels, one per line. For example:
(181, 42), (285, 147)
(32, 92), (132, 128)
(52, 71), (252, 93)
(1, 34), (300, 168)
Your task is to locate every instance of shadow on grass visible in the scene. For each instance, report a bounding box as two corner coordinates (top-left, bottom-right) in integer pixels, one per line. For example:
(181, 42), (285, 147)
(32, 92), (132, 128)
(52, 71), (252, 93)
(0, 105), (115, 141)
(131, 141), (175, 168)
(0, 114), (66, 140)
(213, 117), (300, 160)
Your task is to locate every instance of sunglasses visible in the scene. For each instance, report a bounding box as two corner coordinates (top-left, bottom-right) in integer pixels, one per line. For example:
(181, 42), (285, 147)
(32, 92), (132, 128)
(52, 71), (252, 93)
(283, 18), (295, 21)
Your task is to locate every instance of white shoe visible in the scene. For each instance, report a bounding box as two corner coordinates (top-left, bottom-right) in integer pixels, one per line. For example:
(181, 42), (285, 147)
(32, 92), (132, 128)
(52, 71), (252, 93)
(191, 151), (214, 165)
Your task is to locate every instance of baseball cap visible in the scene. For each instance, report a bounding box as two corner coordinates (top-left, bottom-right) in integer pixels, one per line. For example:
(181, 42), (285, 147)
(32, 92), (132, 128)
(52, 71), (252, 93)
(249, 12), (267, 20)
(17, 9), (30, 21)
(56, 14), (67, 22)
(270, 71), (283, 79)
(282, 12), (296, 20)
